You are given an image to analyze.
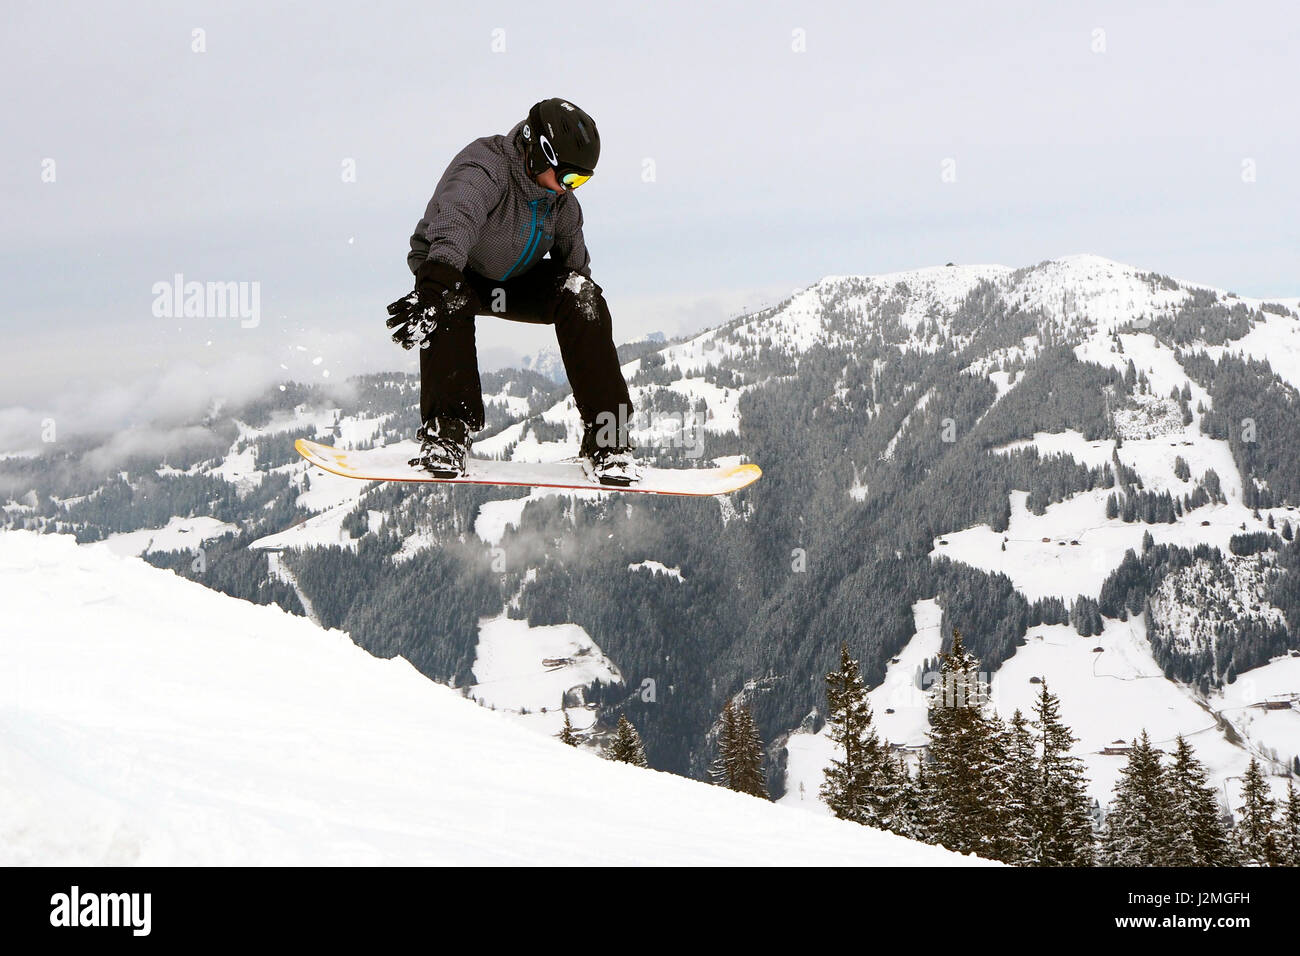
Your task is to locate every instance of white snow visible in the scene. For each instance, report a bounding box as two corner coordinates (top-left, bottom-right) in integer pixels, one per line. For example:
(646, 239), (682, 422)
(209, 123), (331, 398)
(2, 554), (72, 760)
(869, 599), (945, 748)
(659, 377), (743, 436)
(1210, 654), (1300, 775)
(484, 391), (532, 417)
(97, 515), (238, 557)
(474, 400), (581, 461)
(472, 488), (606, 549)
(473, 494), (532, 546)
(251, 501), (365, 552)
(293, 462), (369, 515)
(627, 559), (684, 581)
(1076, 332), (1213, 425)
(469, 614), (621, 716)
(1223, 311), (1300, 392)
(1007, 255), (1193, 334)
(392, 527), (437, 564)
(206, 444), (260, 493)
(0, 531), (979, 866)
(991, 617), (1293, 811)
(932, 487), (1272, 604)
(993, 430), (1114, 471)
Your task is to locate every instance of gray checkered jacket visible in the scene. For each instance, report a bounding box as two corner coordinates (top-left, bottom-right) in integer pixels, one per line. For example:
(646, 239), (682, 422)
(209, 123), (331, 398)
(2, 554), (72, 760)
(407, 121), (591, 281)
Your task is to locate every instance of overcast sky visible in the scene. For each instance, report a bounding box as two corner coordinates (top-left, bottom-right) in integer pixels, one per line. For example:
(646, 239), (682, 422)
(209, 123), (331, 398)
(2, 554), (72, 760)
(2, 1), (1297, 440)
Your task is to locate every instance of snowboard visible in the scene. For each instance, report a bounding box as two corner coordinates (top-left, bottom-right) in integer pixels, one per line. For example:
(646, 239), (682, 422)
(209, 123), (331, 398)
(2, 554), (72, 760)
(294, 439), (761, 496)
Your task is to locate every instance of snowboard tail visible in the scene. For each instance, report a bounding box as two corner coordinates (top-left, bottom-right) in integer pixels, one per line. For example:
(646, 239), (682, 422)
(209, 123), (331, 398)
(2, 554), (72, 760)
(294, 439), (761, 497)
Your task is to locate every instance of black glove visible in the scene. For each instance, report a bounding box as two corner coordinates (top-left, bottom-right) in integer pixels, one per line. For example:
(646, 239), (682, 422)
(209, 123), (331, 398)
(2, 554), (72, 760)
(386, 261), (475, 350)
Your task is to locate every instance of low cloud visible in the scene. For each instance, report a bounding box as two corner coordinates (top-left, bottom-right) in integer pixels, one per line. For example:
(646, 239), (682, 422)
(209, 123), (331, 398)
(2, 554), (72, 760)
(0, 353), (279, 451)
(0, 344), (374, 471)
(81, 424), (229, 473)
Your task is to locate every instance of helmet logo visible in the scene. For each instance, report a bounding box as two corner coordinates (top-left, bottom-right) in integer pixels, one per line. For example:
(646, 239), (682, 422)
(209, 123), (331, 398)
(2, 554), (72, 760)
(539, 134), (559, 166)
(559, 101), (574, 111)
(522, 123), (530, 140)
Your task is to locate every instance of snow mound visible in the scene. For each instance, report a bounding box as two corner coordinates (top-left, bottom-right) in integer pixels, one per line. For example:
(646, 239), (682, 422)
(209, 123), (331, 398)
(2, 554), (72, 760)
(0, 531), (981, 866)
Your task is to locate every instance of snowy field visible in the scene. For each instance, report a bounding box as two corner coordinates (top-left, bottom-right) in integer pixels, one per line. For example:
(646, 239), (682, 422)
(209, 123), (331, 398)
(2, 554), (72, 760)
(470, 614), (621, 716)
(990, 618), (1292, 810)
(1210, 655), (1300, 775)
(0, 531), (982, 866)
(932, 488), (1275, 604)
(98, 515), (238, 557)
(781, 602), (1294, 819)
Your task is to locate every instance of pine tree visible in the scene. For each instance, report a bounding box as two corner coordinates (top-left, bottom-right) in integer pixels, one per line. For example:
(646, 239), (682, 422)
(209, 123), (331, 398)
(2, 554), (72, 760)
(711, 701), (738, 784)
(1280, 783), (1300, 867)
(887, 753), (924, 841)
(731, 704), (769, 798)
(924, 630), (1005, 858)
(820, 643), (893, 826)
(1165, 736), (1232, 865)
(712, 701), (768, 798)
(606, 714), (648, 767)
(1102, 731), (1171, 866)
(981, 713), (1019, 863)
(858, 741), (919, 839)
(1235, 759), (1278, 865)
(1032, 683), (1096, 866)
(557, 711), (579, 747)
(1002, 709), (1039, 865)
(906, 757), (936, 844)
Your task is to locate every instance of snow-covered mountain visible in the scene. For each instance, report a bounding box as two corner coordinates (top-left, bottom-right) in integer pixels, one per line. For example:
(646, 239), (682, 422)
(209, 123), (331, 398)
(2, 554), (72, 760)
(0, 530), (979, 866)
(4, 253), (1299, 816)
(518, 345), (568, 384)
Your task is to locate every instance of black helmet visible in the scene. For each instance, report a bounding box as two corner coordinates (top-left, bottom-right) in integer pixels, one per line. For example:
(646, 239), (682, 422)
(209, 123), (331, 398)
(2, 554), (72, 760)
(522, 98), (600, 189)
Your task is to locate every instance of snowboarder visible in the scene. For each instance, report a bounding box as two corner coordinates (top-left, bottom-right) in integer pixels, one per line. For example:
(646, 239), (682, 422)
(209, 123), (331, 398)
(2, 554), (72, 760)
(387, 98), (639, 485)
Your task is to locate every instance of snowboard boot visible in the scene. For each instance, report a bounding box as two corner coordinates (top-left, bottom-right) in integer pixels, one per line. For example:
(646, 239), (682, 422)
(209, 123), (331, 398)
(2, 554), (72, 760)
(580, 424), (640, 487)
(410, 416), (470, 478)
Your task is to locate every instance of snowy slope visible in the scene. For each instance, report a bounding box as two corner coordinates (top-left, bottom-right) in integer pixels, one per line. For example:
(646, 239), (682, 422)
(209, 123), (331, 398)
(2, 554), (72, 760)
(1210, 655), (1300, 771)
(0, 531), (983, 866)
(781, 604), (1294, 818)
(989, 618), (1292, 812)
(99, 515), (238, 557)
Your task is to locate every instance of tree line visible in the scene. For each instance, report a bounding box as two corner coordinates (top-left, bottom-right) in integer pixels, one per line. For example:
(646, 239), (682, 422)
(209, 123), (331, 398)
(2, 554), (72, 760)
(814, 634), (1299, 865)
(569, 632), (1299, 865)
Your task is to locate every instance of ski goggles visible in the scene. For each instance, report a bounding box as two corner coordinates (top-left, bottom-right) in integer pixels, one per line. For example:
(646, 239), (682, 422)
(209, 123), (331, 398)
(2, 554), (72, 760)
(558, 168), (592, 190)
(537, 133), (593, 190)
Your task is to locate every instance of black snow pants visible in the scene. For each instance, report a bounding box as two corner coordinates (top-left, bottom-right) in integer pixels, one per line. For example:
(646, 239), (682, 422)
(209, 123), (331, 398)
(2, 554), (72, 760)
(418, 259), (634, 443)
